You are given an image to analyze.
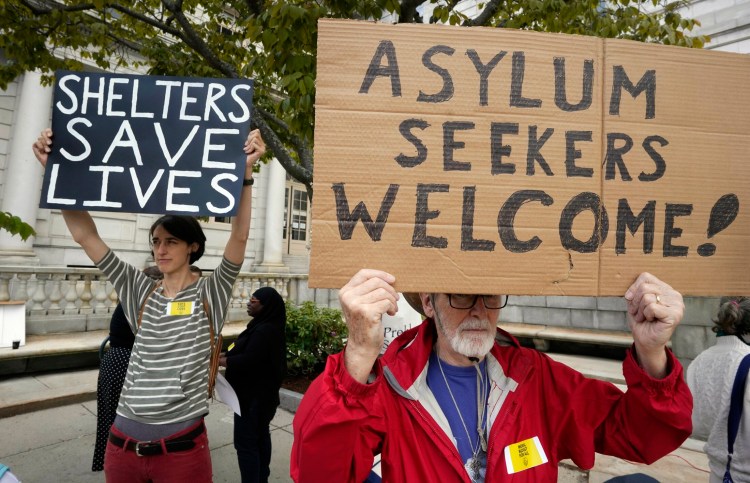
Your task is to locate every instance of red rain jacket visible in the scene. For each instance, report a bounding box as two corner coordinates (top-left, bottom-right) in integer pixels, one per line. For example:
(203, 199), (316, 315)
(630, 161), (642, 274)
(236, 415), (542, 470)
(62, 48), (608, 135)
(291, 320), (692, 482)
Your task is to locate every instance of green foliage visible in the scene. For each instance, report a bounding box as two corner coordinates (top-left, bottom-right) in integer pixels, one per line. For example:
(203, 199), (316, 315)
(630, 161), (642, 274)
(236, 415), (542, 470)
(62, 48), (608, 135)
(285, 301), (347, 375)
(0, 212), (36, 241)
(0, 0), (708, 200)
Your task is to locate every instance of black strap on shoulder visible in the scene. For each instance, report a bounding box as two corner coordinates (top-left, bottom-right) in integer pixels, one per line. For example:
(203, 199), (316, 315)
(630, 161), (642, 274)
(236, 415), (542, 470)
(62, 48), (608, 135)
(137, 281), (161, 329)
(725, 352), (750, 481)
(206, 297), (222, 400)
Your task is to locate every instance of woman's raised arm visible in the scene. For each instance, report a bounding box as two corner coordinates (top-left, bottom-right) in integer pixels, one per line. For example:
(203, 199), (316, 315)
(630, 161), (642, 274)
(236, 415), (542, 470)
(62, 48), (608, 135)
(33, 129), (109, 264)
(224, 129), (265, 265)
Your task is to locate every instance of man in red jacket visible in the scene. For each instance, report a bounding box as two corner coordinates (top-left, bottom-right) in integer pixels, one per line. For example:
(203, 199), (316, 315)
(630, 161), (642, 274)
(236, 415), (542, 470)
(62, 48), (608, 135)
(291, 270), (692, 482)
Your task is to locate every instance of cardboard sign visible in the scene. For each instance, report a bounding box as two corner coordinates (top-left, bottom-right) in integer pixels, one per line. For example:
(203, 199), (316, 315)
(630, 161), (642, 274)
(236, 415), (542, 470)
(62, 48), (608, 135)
(40, 71), (253, 216)
(310, 19), (750, 296)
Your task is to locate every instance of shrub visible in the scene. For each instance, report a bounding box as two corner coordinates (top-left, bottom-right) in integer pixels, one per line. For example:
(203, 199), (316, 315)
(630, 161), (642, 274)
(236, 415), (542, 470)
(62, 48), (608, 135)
(285, 301), (347, 375)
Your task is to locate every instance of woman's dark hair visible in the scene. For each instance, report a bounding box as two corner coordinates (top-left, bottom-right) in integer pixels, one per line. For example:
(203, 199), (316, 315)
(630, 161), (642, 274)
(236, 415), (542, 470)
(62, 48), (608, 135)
(713, 296), (750, 336)
(149, 215), (207, 264)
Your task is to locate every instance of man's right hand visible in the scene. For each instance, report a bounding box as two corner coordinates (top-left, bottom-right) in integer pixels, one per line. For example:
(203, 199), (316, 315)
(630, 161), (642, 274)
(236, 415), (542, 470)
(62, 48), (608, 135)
(339, 269), (399, 384)
(32, 128), (53, 167)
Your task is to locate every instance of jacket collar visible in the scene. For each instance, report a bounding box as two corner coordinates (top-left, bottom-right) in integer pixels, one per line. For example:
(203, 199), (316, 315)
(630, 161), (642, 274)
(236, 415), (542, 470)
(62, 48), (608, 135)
(381, 318), (523, 398)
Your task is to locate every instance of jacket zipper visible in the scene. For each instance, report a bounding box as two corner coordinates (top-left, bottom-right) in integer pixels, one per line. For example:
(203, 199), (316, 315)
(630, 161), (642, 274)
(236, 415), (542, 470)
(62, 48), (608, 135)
(407, 398), (472, 482)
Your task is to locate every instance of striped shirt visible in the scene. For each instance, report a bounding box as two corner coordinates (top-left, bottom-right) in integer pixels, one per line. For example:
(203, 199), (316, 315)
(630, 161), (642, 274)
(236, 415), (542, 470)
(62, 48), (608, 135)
(97, 250), (241, 425)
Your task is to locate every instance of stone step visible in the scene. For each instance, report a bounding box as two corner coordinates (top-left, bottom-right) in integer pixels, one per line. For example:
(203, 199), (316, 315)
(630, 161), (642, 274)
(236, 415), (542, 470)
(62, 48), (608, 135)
(0, 366), (303, 419)
(0, 367), (99, 418)
(547, 352), (626, 387)
(0, 320), (249, 377)
(500, 322), (634, 348)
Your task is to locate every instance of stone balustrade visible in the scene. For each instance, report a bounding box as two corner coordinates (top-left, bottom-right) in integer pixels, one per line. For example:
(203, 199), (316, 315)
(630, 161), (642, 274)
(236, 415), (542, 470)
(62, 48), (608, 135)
(0, 266), (720, 366)
(0, 266), (337, 335)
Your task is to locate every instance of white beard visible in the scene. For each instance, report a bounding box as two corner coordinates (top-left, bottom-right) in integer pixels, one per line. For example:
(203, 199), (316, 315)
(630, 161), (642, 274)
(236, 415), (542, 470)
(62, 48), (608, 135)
(436, 314), (496, 359)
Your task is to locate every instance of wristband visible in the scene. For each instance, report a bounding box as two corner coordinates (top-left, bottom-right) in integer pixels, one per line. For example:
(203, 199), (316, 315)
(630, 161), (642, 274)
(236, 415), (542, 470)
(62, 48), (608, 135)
(243, 178), (255, 186)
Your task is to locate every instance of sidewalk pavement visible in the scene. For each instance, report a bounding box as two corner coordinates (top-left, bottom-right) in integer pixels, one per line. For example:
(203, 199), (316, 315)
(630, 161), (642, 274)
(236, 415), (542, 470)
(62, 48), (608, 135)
(0, 389), (294, 482)
(0, 351), (711, 482)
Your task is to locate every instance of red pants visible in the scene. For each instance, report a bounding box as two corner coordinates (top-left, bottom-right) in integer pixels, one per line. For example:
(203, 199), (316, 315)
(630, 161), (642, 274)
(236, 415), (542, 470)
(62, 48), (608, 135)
(104, 420), (213, 483)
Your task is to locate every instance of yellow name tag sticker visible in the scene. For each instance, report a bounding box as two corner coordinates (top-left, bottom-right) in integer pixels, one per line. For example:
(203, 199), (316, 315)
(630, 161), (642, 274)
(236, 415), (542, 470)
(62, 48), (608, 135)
(166, 300), (194, 316)
(504, 436), (548, 475)
(227, 342), (235, 352)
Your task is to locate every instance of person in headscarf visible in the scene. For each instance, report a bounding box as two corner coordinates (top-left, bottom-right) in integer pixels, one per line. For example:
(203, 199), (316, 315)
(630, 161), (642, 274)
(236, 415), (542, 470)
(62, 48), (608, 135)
(220, 286), (287, 483)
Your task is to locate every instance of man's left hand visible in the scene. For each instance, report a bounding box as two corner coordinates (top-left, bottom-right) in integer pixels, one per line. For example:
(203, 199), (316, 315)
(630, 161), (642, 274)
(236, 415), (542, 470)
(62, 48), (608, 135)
(624, 272), (684, 378)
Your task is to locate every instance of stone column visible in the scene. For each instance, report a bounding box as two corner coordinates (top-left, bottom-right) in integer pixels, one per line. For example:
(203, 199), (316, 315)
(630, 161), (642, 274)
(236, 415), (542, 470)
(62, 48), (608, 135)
(0, 72), (54, 265)
(255, 159), (288, 273)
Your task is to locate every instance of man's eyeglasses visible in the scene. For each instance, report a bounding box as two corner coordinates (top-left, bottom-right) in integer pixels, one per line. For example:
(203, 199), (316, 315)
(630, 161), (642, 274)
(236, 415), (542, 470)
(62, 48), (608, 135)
(448, 294), (509, 310)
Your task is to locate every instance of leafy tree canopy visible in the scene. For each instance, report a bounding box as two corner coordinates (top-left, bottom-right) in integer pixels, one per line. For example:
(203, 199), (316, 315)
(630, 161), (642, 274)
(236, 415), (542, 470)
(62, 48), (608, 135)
(0, 0), (707, 202)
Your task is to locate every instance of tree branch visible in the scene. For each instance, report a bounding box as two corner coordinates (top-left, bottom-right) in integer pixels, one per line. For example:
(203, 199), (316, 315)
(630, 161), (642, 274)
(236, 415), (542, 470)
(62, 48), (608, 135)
(253, 110), (313, 196)
(105, 31), (144, 55)
(109, 3), (182, 37)
(20, 0), (94, 15)
(242, 0), (262, 16)
(255, 106), (311, 171)
(429, 0), (460, 23)
(256, 109), (313, 181)
(162, 4), (238, 78)
(398, 0), (426, 23)
(465, 0), (505, 27)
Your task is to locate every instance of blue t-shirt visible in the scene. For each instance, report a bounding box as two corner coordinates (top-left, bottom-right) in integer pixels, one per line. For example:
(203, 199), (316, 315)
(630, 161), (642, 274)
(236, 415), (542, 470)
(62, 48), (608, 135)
(426, 351), (489, 466)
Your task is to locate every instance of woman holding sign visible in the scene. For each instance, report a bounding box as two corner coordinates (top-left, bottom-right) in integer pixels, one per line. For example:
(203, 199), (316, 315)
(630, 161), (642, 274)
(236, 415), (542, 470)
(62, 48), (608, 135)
(33, 127), (265, 483)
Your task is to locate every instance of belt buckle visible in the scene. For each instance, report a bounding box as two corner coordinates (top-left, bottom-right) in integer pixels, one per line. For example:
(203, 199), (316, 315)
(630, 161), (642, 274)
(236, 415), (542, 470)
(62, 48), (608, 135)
(135, 441), (153, 457)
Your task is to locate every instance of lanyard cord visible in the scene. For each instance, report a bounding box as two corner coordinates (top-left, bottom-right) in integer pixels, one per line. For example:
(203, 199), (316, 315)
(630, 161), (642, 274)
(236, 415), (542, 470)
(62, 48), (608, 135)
(437, 355), (488, 457)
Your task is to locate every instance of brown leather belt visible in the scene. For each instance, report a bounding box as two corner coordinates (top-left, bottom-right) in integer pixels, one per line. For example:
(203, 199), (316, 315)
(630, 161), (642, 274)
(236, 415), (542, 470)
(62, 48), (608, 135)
(108, 422), (205, 457)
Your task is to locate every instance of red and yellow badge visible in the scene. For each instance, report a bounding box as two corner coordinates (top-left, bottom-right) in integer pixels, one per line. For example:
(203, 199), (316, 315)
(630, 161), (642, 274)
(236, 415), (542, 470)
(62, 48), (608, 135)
(504, 436), (548, 474)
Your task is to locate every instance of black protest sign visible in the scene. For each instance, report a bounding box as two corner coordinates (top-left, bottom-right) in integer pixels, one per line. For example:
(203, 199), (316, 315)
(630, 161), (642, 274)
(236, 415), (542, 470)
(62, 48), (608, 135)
(310, 19), (750, 296)
(40, 71), (253, 216)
